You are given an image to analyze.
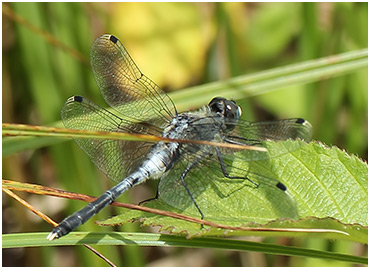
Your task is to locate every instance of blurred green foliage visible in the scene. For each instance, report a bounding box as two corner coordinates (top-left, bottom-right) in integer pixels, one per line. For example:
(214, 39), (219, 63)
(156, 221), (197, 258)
(2, 2), (367, 266)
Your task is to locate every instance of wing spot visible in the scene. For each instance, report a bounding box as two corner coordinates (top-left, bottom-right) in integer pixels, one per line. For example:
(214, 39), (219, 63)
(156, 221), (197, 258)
(74, 96), (83, 103)
(109, 35), (118, 44)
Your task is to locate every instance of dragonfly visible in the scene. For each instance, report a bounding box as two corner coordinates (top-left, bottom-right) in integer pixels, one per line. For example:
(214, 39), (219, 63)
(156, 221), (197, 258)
(47, 34), (312, 240)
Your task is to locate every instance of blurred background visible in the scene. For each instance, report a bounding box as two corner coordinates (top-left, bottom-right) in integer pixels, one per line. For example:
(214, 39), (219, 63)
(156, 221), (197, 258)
(2, 2), (367, 266)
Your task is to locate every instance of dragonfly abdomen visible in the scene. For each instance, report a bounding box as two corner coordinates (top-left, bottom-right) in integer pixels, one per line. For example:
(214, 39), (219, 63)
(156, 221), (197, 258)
(47, 172), (147, 240)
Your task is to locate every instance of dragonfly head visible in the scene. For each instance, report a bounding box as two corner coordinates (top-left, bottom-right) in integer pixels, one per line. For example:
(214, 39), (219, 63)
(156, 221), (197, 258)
(208, 97), (242, 131)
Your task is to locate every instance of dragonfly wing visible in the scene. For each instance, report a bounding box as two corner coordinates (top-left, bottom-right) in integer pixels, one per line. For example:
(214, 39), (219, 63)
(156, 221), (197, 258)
(158, 149), (223, 216)
(225, 118), (313, 160)
(231, 118), (312, 142)
(61, 96), (156, 182)
(158, 146), (285, 222)
(157, 118), (312, 218)
(91, 34), (177, 128)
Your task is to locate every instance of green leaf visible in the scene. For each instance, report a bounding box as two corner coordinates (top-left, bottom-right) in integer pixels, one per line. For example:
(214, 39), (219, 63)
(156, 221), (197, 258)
(99, 140), (367, 242)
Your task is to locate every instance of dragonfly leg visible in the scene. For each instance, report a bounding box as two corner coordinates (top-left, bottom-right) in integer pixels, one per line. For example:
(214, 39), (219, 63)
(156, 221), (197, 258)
(138, 182), (160, 206)
(215, 148), (287, 191)
(215, 147), (259, 187)
(179, 157), (205, 220)
(224, 136), (263, 146)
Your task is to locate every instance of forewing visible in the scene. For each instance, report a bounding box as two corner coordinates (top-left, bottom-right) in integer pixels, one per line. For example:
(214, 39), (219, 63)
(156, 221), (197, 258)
(225, 118), (313, 160)
(61, 96), (156, 182)
(229, 118), (312, 142)
(90, 34), (177, 127)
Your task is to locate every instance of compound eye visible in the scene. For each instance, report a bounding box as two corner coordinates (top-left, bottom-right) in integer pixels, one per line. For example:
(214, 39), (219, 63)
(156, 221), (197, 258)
(209, 97), (226, 114)
(224, 100), (241, 120)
